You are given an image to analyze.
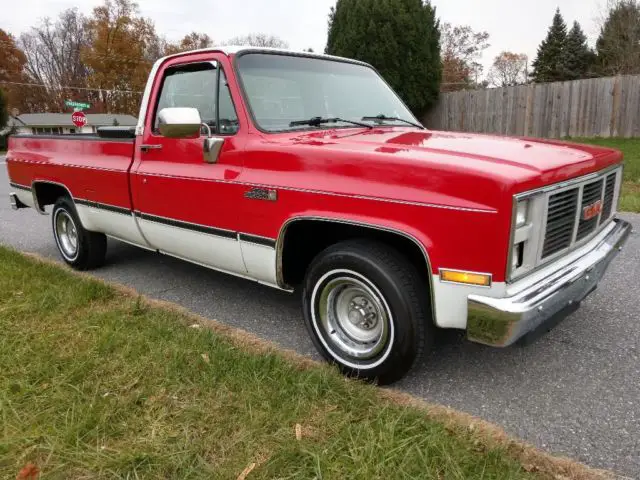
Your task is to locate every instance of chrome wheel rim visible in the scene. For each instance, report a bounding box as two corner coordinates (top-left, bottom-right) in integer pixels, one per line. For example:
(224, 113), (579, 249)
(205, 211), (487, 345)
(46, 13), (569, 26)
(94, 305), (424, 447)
(55, 210), (79, 260)
(311, 269), (394, 368)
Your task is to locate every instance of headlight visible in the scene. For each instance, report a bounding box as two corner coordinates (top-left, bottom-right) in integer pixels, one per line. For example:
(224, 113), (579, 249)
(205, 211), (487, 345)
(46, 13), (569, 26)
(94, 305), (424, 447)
(516, 200), (528, 227)
(509, 194), (544, 280)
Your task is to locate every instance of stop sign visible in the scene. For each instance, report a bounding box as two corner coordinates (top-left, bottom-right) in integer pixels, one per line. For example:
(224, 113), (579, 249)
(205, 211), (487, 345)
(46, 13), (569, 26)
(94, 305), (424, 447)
(71, 111), (88, 128)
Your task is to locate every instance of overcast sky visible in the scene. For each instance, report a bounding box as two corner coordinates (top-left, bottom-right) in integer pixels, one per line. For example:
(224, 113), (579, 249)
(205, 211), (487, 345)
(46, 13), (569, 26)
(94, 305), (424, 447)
(2, 0), (608, 75)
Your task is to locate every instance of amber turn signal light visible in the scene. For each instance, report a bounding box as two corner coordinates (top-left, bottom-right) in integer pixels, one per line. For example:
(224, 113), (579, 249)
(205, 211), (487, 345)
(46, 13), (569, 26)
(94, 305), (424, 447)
(440, 269), (492, 287)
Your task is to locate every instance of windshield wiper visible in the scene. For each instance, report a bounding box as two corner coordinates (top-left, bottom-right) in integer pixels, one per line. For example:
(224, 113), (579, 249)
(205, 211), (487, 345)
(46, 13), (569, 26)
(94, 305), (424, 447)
(361, 114), (425, 130)
(289, 117), (373, 129)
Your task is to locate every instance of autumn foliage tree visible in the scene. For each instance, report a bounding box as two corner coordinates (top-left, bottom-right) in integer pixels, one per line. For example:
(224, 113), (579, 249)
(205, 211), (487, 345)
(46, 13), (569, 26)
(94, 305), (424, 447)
(2, 0), (296, 115)
(440, 23), (489, 91)
(0, 29), (28, 111)
(82, 0), (159, 114)
(0, 89), (8, 128)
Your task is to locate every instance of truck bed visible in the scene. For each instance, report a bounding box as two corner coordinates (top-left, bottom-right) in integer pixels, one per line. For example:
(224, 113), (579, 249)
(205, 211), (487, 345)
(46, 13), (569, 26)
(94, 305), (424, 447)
(7, 133), (136, 213)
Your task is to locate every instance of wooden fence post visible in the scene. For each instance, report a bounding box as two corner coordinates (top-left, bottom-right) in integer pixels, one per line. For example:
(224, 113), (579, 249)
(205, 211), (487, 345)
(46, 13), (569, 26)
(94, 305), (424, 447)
(610, 75), (621, 137)
(524, 84), (534, 137)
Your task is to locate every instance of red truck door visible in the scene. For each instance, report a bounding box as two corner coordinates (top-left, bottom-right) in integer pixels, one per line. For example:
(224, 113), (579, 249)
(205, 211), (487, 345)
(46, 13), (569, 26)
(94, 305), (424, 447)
(131, 54), (249, 276)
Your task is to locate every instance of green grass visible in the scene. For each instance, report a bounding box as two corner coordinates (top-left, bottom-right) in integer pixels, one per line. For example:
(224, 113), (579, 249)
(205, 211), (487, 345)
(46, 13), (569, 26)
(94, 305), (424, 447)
(0, 247), (548, 479)
(570, 137), (640, 212)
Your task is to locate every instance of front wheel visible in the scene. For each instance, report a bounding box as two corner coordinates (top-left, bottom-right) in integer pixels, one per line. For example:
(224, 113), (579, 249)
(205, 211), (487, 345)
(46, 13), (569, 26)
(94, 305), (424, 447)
(302, 239), (432, 384)
(52, 197), (107, 270)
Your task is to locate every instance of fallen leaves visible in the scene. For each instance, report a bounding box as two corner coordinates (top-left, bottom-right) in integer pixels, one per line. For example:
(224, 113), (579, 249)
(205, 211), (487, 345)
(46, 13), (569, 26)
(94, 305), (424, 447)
(236, 452), (270, 480)
(236, 462), (256, 480)
(16, 463), (39, 479)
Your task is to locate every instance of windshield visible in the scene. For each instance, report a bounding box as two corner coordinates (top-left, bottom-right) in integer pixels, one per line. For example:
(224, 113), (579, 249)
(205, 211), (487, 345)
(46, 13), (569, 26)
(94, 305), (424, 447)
(235, 53), (418, 132)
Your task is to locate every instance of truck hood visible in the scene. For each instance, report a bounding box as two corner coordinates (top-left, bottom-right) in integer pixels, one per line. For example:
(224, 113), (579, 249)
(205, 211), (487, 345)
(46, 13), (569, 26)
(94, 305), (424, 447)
(252, 127), (624, 213)
(291, 128), (622, 191)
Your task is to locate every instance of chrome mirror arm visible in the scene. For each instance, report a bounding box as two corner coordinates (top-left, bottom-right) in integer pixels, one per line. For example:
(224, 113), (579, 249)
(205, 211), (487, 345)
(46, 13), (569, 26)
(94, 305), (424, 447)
(201, 122), (212, 138)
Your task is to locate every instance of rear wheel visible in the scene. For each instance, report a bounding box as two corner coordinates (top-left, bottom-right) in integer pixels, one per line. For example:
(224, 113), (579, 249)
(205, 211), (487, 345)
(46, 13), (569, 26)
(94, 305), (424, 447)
(302, 239), (432, 384)
(52, 197), (107, 270)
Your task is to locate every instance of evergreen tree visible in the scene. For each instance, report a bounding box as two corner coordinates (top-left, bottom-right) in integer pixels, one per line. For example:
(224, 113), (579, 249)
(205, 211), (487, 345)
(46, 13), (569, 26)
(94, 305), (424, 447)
(563, 21), (596, 80)
(326, 0), (441, 116)
(596, 0), (640, 75)
(531, 8), (568, 83)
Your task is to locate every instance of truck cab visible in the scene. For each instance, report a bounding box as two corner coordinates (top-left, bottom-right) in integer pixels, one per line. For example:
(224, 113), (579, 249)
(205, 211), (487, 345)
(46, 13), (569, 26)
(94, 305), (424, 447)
(6, 47), (632, 384)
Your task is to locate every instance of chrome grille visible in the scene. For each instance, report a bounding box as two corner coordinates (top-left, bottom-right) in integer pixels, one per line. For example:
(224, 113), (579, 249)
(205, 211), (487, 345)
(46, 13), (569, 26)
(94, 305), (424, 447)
(542, 188), (579, 258)
(540, 168), (619, 260)
(601, 173), (617, 220)
(576, 179), (604, 241)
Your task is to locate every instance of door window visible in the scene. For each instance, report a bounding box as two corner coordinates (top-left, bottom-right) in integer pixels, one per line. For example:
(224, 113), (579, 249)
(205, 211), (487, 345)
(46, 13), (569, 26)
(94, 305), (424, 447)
(154, 62), (239, 135)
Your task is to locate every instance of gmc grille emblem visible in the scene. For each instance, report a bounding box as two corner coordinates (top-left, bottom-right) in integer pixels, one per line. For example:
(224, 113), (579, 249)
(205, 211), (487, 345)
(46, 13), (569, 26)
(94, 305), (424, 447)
(582, 200), (603, 221)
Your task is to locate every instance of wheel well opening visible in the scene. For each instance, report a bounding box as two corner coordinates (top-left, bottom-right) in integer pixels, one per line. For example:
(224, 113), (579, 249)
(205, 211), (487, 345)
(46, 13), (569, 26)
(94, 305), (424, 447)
(280, 220), (431, 290)
(33, 183), (71, 210)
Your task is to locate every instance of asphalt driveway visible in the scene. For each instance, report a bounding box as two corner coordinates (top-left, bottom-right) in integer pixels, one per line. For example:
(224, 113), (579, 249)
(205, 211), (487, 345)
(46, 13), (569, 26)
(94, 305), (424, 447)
(1, 162), (638, 477)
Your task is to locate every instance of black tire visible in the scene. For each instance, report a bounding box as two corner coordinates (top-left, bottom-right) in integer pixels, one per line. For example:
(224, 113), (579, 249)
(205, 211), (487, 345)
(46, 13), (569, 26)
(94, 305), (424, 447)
(302, 239), (432, 385)
(52, 197), (107, 270)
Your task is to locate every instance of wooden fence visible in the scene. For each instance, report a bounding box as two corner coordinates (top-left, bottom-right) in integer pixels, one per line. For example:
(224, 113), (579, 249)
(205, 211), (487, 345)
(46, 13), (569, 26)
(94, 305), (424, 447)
(423, 74), (640, 138)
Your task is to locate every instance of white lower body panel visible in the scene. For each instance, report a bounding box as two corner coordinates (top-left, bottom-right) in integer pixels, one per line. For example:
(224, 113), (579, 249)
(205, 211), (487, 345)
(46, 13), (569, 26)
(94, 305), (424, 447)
(239, 240), (279, 288)
(76, 205), (150, 248)
(137, 219), (248, 276)
(431, 275), (506, 329)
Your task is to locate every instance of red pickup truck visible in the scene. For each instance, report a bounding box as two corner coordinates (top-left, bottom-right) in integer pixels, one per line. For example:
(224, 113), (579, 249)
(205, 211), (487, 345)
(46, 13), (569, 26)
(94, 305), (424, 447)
(6, 47), (632, 383)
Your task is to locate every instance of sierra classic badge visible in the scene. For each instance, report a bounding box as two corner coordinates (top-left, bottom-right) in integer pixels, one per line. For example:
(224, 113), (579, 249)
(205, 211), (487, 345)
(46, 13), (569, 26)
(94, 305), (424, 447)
(582, 200), (603, 221)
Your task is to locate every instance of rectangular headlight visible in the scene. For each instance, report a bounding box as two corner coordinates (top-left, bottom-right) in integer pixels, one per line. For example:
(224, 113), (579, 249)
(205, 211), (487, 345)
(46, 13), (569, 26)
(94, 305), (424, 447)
(509, 193), (545, 281)
(516, 200), (528, 227)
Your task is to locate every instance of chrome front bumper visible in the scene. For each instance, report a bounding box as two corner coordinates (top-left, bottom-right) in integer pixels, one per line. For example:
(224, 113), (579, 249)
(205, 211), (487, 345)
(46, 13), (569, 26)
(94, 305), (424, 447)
(467, 218), (632, 347)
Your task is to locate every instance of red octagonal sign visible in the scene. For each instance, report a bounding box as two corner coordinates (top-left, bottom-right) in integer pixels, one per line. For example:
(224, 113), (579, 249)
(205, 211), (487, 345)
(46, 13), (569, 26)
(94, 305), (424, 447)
(71, 111), (87, 128)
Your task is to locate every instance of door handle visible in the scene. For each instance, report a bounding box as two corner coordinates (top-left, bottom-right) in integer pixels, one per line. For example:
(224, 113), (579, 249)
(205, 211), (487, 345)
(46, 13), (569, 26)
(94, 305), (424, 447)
(140, 144), (162, 153)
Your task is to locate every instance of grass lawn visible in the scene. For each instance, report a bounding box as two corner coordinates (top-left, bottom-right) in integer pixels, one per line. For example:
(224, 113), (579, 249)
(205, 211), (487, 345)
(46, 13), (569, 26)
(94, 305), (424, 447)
(570, 138), (640, 213)
(0, 247), (608, 480)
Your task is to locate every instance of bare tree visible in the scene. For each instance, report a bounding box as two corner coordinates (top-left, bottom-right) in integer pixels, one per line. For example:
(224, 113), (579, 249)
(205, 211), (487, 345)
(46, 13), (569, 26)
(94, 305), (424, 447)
(19, 8), (90, 110)
(488, 52), (528, 87)
(223, 33), (289, 49)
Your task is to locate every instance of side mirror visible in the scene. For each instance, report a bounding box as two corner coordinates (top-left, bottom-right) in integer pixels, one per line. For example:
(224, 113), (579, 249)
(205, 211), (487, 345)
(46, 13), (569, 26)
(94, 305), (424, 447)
(158, 107), (202, 138)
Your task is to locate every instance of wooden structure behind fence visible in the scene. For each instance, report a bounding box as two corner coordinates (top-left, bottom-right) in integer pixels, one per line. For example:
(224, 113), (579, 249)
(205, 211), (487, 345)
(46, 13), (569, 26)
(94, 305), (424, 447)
(423, 75), (640, 138)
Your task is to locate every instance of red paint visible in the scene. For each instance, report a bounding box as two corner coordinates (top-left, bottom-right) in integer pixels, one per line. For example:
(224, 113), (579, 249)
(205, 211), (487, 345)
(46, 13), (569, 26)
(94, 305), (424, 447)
(6, 50), (625, 283)
(71, 111), (87, 128)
